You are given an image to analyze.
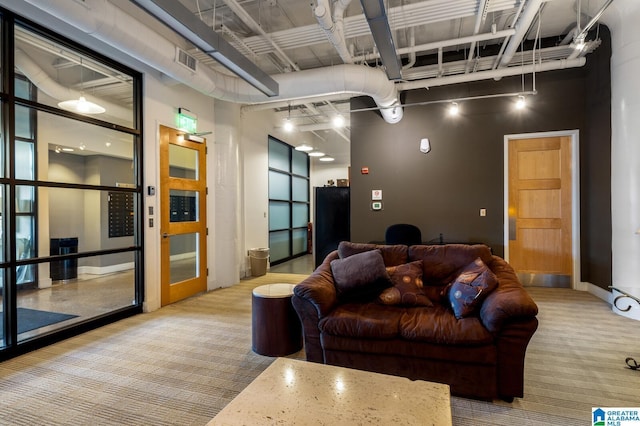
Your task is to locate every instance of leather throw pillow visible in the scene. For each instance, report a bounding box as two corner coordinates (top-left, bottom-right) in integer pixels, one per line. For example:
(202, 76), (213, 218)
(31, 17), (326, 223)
(378, 260), (432, 307)
(446, 257), (498, 319)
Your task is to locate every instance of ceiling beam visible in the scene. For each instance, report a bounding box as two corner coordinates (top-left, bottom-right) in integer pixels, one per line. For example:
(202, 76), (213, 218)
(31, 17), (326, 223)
(360, 0), (402, 80)
(129, 0), (279, 96)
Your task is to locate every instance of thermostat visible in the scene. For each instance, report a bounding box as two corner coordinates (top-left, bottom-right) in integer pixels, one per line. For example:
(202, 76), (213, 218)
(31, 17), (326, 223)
(372, 201), (383, 211)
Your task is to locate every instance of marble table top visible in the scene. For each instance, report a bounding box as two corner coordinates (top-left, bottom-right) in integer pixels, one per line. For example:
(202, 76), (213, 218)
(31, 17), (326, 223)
(208, 358), (452, 425)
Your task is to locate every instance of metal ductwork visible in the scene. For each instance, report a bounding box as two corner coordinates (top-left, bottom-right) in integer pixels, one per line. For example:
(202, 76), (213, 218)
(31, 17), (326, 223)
(22, 0), (403, 124)
(360, 0), (403, 80)
(129, 0), (279, 96)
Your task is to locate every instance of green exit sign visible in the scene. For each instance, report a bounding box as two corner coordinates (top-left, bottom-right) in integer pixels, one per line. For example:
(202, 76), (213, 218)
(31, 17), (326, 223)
(177, 108), (197, 133)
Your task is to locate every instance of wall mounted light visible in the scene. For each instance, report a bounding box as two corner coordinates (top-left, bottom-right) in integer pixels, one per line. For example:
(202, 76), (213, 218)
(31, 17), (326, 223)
(515, 95), (526, 110)
(448, 102), (459, 116)
(420, 138), (431, 154)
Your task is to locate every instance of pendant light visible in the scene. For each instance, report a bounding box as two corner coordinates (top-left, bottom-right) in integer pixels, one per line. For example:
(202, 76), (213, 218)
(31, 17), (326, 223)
(58, 57), (106, 115)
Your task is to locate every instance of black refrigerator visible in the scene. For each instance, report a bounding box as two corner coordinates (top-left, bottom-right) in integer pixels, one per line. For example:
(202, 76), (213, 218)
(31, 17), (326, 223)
(314, 186), (350, 268)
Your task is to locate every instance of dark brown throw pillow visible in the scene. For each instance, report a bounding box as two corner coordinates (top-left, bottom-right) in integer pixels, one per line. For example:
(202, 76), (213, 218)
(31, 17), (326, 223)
(330, 249), (391, 300)
(379, 260), (433, 307)
(446, 257), (498, 319)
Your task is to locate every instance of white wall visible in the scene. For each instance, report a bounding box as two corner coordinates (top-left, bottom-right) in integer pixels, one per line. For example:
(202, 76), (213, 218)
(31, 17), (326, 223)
(311, 164), (350, 189)
(240, 109), (328, 275)
(142, 76), (216, 311)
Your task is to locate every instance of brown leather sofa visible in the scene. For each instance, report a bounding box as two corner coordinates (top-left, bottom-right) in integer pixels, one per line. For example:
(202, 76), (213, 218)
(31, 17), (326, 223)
(292, 242), (539, 401)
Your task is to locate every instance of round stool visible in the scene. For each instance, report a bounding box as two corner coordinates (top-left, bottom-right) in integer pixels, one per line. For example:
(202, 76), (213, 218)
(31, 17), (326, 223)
(251, 283), (303, 356)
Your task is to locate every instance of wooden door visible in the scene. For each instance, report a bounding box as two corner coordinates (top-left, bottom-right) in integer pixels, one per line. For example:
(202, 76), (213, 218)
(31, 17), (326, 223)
(508, 136), (572, 287)
(159, 125), (207, 305)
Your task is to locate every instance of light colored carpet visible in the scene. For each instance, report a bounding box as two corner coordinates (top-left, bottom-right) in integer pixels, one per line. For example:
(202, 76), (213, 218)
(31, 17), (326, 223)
(0, 275), (639, 425)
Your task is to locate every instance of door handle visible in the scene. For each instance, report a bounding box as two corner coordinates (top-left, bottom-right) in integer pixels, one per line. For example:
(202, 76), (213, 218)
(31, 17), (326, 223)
(509, 215), (516, 241)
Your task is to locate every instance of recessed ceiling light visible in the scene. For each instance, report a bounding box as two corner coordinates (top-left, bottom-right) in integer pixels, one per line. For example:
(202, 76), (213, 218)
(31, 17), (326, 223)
(319, 156), (335, 162)
(332, 115), (345, 127)
(308, 151), (325, 157)
(61, 147), (75, 152)
(448, 102), (459, 116)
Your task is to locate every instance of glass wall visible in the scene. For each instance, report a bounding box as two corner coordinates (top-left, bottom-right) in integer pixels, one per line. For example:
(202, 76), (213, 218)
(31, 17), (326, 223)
(1, 15), (142, 356)
(268, 137), (310, 264)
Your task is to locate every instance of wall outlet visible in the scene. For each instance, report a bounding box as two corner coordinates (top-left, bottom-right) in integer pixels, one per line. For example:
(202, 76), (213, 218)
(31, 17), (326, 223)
(480, 208), (487, 217)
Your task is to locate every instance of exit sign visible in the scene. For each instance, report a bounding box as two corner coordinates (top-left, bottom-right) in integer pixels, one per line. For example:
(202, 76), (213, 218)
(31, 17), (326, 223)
(177, 108), (197, 133)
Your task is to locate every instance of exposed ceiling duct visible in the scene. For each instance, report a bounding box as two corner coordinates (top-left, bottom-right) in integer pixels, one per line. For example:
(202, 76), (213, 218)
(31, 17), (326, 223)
(22, 0), (403, 124)
(128, 0), (279, 96)
(14, 48), (132, 124)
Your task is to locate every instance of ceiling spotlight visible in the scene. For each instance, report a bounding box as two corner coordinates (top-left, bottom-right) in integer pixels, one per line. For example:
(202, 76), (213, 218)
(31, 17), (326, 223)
(54, 146), (61, 153)
(332, 115), (345, 128)
(448, 102), (459, 116)
(308, 151), (325, 157)
(295, 144), (313, 152)
(515, 95), (526, 110)
(79, 144), (86, 151)
(319, 156), (335, 162)
(283, 118), (294, 132)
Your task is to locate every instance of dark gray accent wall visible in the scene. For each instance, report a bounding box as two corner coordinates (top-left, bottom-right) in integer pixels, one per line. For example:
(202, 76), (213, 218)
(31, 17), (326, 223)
(350, 28), (612, 289)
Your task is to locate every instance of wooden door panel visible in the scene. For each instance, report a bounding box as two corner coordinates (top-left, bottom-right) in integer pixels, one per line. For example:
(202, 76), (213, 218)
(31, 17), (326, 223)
(508, 136), (572, 281)
(159, 125), (207, 306)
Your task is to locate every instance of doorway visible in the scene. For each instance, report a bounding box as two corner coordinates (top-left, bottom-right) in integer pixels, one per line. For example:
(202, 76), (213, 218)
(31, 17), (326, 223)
(159, 125), (207, 305)
(504, 131), (580, 288)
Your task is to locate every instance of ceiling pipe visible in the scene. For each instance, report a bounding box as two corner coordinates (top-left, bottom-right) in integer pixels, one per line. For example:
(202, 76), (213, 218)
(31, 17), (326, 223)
(352, 29), (516, 63)
(573, 0), (615, 43)
(465, 0), (489, 73)
(398, 57), (586, 91)
(221, 0), (298, 72)
(23, 0), (402, 124)
(402, 27), (416, 70)
(498, 0), (544, 68)
(315, 0), (354, 63)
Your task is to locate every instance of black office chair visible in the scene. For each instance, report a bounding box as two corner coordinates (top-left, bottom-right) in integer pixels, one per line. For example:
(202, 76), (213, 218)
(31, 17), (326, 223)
(384, 224), (422, 246)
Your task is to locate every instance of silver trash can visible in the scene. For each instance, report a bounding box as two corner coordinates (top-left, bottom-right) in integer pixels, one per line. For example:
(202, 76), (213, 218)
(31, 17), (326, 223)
(249, 248), (270, 277)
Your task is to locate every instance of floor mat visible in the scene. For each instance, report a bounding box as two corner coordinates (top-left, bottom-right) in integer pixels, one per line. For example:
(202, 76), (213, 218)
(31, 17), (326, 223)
(0, 307), (78, 334)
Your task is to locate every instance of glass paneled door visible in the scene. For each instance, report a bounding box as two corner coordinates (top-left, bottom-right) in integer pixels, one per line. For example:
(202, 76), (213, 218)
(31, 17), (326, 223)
(159, 125), (207, 305)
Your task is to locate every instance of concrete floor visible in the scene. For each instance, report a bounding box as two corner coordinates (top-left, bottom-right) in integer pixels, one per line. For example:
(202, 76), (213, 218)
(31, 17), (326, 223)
(269, 254), (315, 275)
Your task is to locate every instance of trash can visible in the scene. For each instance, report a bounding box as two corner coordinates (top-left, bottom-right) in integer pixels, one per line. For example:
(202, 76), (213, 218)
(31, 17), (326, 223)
(50, 237), (78, 281)
(249, 248), (270, 277)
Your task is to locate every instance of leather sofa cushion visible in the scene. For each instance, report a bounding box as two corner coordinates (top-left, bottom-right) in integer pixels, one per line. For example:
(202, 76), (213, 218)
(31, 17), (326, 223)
(400, 305), (494, 345)
(320, 334), (497, 365)
(319, 303), (494, 345)
(338, 241), (408, 266)
(408, 244), (494, 286)
(319, 302), (403, 339)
